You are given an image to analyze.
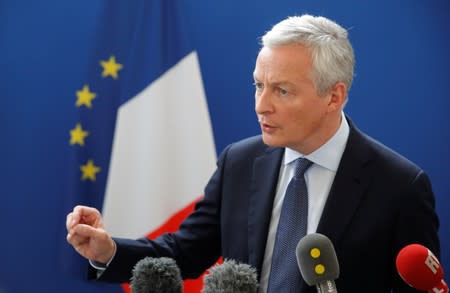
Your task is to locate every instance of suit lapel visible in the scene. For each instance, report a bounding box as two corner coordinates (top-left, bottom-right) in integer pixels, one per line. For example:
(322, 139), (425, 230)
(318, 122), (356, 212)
(248, 146), (284, 275)
(245, 120), (375, 280)
(316, 121), (375, 246)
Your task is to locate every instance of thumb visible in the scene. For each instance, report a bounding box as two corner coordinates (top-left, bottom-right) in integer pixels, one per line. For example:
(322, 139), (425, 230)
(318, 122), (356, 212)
(68, 223), (114, 263)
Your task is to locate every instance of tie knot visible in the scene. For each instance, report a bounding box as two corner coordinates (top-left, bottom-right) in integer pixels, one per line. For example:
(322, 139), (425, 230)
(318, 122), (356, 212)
(293, 158), (313, 179)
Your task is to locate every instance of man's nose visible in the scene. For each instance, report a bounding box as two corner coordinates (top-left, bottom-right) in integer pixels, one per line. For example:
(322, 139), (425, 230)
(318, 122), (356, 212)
(255, 89), (273, 114)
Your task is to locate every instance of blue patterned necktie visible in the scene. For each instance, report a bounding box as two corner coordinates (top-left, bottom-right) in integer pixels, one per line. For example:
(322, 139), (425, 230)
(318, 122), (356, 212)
(268, 158), (313, 293)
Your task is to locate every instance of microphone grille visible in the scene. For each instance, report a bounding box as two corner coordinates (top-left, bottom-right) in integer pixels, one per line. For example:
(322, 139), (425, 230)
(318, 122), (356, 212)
(296, 233), (340, 286)
(131, 257), (182, 293)
(202, 259), (258, 293)
(396, 244), (444, 291)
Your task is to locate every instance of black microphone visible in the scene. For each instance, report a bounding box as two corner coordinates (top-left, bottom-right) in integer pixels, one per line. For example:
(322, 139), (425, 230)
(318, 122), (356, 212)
(202, 259), (258, 293)
(296, 233), (339, 293)
(130, 257), (183, 293)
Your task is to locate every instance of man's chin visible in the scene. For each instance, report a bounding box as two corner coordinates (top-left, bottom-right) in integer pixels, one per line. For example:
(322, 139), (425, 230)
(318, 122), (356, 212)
(261, 135), (284, 148)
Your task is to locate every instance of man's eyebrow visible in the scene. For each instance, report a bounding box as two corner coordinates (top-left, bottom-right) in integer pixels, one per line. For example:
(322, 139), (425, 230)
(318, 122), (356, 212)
(252, 76), (293, 85)
(272, 80), (296, 87)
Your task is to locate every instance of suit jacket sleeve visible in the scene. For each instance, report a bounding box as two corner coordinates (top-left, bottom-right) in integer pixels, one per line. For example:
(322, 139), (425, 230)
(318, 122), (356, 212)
(88, 144), (234, 283)
(392, 170), (440, 292)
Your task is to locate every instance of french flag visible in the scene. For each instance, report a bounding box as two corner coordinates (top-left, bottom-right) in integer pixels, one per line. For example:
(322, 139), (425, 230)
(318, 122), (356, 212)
(103, 51), (216, 292)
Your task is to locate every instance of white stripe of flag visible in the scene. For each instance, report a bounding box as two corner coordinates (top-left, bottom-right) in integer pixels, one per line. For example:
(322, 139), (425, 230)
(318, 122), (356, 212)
(103, 51), (216, 238)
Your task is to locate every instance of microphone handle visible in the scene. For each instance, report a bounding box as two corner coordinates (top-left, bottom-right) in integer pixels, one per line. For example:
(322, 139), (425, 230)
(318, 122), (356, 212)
(315, 280), (337, 293)
(315, 285), (322, 293)
(427, 279), (449, 293)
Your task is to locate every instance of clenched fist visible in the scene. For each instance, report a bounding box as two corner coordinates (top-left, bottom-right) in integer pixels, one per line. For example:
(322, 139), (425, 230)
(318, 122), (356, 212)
(66, 205), (116, 264)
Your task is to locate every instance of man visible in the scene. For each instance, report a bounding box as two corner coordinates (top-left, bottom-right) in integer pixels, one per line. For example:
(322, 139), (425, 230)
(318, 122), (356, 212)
(66, 15), (440, 292)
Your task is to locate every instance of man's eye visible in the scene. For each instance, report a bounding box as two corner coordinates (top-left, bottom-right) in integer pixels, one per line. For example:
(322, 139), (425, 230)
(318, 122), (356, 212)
(279, 88), (288, 95)
(254, 82), (263, 90)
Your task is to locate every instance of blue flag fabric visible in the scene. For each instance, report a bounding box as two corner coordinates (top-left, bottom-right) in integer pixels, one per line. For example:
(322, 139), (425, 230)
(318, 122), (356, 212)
(60, 0), (193, 288)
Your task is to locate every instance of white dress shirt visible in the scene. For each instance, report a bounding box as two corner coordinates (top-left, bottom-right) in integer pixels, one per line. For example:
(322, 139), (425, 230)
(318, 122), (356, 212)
(258, 113), (350, 293)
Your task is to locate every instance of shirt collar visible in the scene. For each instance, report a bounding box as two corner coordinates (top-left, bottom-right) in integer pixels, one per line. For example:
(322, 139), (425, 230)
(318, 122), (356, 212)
(284, 113), (350, 172)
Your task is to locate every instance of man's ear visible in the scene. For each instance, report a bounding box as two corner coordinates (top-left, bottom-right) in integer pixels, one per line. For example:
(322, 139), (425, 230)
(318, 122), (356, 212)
(327, 82), (347, 113)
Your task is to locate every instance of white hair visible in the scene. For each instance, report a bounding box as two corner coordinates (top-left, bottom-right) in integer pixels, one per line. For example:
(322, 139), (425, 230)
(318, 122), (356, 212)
(262, 15), (355, 97)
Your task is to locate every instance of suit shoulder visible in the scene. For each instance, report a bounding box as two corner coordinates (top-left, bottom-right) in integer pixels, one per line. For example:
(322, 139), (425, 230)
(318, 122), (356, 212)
(358, 130), (423, 180)
(218, 135), (276, 162)
(229, 135), (267, 152)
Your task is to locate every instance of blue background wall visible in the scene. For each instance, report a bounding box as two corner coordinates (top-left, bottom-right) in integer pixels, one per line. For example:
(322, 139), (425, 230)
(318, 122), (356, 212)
(0, 0), (449, 292)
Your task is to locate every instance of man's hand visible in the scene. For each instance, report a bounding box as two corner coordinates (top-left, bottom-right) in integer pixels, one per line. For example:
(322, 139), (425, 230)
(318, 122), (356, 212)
(66, 205), (116, 264)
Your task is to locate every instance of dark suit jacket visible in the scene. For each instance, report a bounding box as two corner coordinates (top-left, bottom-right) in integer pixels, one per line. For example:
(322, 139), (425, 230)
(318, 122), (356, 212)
(93, 119), (440, 292)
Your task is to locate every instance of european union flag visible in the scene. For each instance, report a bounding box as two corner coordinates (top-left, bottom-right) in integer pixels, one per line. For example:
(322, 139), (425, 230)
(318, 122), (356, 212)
(60, 0), (216, 292)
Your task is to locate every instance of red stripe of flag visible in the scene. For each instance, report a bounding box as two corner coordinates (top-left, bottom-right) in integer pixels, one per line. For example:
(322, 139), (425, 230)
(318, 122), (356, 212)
(121, 195), (222, 293)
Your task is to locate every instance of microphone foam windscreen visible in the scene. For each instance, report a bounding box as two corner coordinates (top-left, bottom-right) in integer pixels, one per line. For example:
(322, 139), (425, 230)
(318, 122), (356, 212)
(202, 259), (258, 293)
(131, 257), (182, 293)
(296, 233), (340, 286)
(396, 244), (444, 291)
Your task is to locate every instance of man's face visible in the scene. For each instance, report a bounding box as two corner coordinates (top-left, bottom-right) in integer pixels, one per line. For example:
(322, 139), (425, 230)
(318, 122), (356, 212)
(253, 45), (339, 154)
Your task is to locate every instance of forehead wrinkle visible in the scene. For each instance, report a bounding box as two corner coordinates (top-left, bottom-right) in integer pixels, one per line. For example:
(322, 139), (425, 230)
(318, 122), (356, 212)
(254, 65), (310, 89)
(254, 60), (291, 85)
(255, 52), (313, 89)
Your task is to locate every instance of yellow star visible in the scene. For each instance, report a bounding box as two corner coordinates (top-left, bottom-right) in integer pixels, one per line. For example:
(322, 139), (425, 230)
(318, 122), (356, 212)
(100, 55), (123, 79)
(80, 159), (101, 181)
(76, 85), (96, 108)
(70, 123), (89, 146)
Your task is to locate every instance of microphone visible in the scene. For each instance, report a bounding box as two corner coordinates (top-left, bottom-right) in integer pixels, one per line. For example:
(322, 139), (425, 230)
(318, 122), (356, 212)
(296, 233), (339, 293)
(202, 259), (258, 293)
(396, 244), (448, 293)
(130, 257), (183, 293)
